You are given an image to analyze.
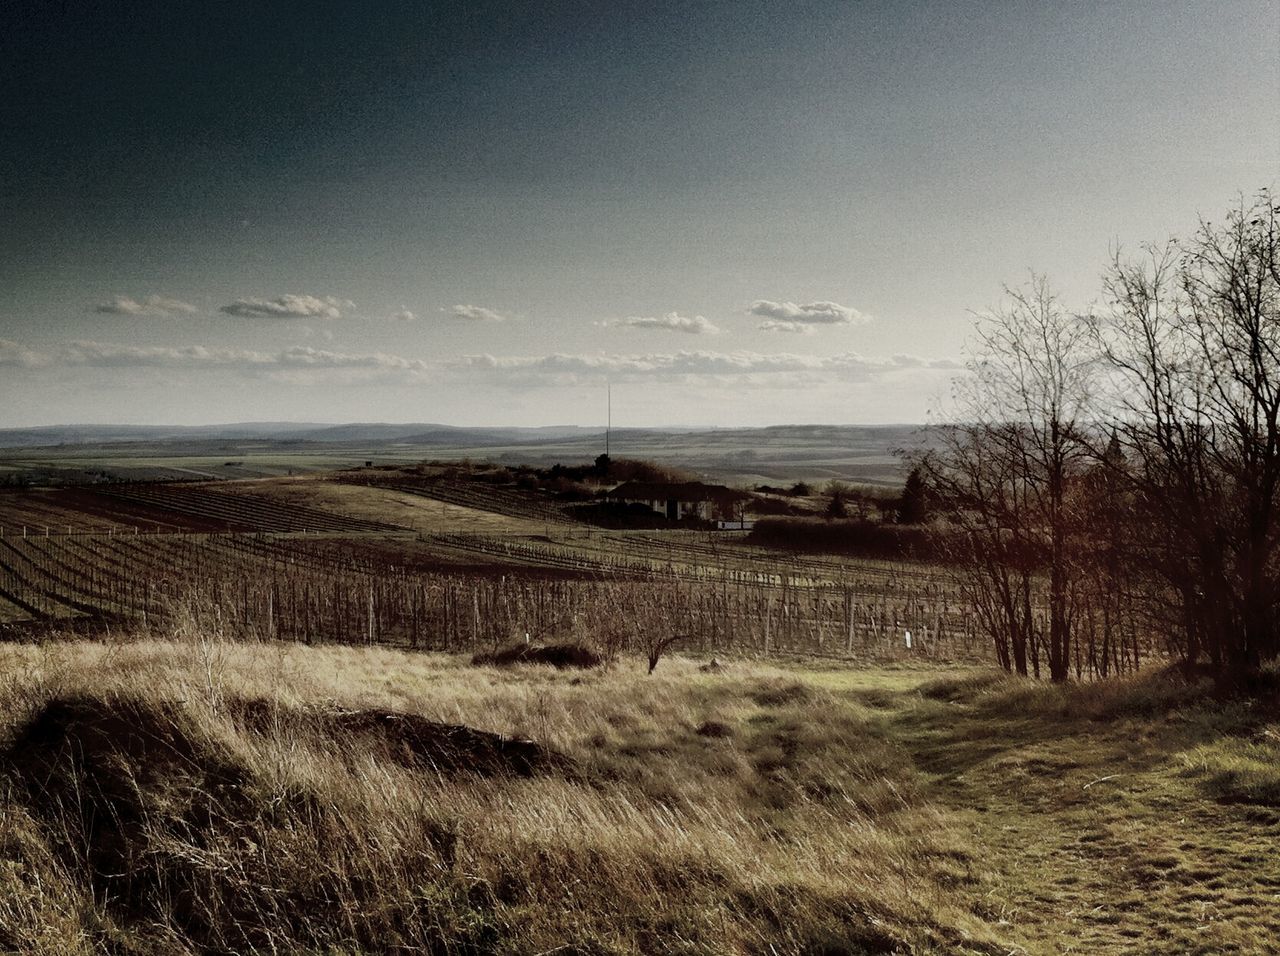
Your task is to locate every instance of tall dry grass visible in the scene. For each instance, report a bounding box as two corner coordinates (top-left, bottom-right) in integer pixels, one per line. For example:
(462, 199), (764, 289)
(0, 621), (1006, 955)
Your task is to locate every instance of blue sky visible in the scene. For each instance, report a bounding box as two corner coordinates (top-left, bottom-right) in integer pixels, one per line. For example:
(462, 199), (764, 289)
(1, 0), (1276, 426)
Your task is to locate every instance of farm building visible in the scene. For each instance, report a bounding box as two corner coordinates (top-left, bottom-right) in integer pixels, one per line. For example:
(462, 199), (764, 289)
(606, 481), (746, 522)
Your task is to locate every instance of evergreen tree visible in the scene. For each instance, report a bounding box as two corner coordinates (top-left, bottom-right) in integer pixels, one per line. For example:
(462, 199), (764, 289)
(897, 467), (928, 524)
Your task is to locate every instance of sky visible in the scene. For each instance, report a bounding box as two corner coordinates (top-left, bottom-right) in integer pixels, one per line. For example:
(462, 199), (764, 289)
(1, 0), (1277, 428)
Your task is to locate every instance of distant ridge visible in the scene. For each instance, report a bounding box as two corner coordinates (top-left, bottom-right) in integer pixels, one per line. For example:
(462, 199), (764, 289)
(0, 422), (918, 450)
(0, 423), (925, 486)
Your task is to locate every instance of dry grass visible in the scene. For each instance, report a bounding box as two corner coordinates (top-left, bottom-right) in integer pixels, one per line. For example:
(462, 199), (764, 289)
(1180, 730), (1280, 806)
(222, 476), (549, 534)
(0, 632), (1002, 955)
(0, 628), (1277, 953)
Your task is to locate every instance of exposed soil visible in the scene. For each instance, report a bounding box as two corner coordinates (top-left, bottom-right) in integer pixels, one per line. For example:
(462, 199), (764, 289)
(695, 719), (735, 738)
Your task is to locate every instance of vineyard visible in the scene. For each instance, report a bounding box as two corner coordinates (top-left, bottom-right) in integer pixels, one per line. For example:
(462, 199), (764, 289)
(0, 483), (401, 535)
(0, 530), (987, 660)
(100, 484), (399, 534)
(0, 475), (1149, 676)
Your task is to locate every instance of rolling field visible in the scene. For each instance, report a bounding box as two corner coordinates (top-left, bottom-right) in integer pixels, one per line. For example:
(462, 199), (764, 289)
(0, 484), (398, 535)
(0, 473), (1147, 676)
(219, 476), (554, 534)
(0, 525), (982, 662)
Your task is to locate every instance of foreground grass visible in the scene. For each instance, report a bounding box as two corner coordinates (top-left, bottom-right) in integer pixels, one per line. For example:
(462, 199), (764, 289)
(0, 638), (1276, 954)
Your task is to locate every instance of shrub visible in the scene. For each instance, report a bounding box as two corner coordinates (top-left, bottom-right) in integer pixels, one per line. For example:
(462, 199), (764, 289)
(471, 642), (604, 669)
(749, 517), (952, 562)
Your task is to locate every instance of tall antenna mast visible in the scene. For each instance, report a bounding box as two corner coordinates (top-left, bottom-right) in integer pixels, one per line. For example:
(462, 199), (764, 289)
(606, 382), (611, 457)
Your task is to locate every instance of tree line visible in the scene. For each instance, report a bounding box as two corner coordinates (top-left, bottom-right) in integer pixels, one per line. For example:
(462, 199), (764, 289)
(914, 193), (1280, 686)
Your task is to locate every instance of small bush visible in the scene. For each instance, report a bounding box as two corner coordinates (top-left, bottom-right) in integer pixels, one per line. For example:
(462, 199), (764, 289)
(921, 667), (1218, 725)
(918, 672), (1014, 703)
(471, 642), (603, 670)
(749, 517), (952, 562)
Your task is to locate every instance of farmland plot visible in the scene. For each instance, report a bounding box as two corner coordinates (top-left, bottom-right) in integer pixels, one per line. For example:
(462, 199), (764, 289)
(352, 474), (573, 524)
(100, 484), (400, 533)
(0, 483), (394, 535)
(220, 477), (552, 534)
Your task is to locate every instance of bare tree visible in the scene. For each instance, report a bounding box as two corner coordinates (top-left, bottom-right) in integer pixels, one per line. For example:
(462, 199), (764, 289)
(1063, 433), (1150, 677)
(917, 276), (1094, 680)
(1094, 193), (1280, 685)
(920, 421), (1038, 674)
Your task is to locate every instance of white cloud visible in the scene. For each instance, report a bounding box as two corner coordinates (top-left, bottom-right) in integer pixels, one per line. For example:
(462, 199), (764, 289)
(606, 312), (721, 335)
(1, 341), (429, 382)
(273, 346), (429, 372)
(0, 339), (48, 368)
(94, 294), (198, 316)
(392, 308), (416, 322)
(750, 300), (870, 331)
(447, 304), (510, 322)
(61, 341), (274, 368)
(220, 294), (351, 320)
(452, 349), (959, 387)
(757, 319), (814, 334)
(1, 338), (959, 393)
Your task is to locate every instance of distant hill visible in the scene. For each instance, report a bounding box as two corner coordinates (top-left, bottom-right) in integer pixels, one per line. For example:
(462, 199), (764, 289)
(0, 423), (322, 447)
(0, 423), (930, 486)
(0, 422), (614, 448)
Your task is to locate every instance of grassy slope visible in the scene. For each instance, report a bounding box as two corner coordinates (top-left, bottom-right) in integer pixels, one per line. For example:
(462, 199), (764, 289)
(890, 673), (1280, 954)
(0, 639), (1275, 954)
(219, 476), (550, 535)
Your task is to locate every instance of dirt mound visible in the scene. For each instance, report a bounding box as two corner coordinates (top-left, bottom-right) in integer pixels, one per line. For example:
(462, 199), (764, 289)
(3, 694), (570, 952)
(472, 641), (603, 669)
(332, 708), (568, 776)
(233, 699), (572, 778)
(4, 695), (252, 943)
